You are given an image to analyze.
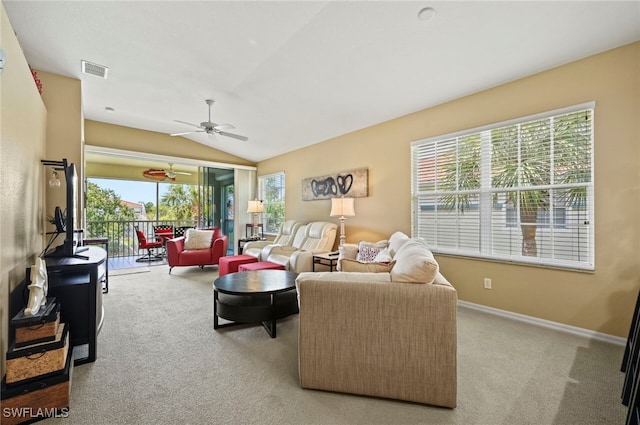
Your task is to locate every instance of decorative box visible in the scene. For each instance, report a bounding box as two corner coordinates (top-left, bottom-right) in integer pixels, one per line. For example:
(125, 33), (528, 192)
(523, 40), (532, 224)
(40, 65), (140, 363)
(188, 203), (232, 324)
(1, 346), (72, 425)
(11, 299), (60, 347)
(5, 323), (69, 385)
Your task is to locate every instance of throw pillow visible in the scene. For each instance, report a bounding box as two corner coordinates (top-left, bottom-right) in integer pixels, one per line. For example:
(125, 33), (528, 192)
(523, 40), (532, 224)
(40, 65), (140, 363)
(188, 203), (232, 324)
(390, 239), (439, 284)
(356, 240), (389, 263)
(388, 231), (410, 257)
(373, 247), (393, 263)
(341, 258), (396, 273)
(337, 243), (359, 271)
(184, 229), (214, 250)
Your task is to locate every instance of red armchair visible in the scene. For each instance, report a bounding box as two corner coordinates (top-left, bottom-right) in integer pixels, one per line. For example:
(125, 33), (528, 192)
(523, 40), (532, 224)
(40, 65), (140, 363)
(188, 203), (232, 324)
(166, 227), (228, 274)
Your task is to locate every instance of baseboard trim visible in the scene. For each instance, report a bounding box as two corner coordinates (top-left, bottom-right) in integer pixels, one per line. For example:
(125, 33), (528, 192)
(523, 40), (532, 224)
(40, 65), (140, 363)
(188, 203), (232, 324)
(458, 300), (626, 347)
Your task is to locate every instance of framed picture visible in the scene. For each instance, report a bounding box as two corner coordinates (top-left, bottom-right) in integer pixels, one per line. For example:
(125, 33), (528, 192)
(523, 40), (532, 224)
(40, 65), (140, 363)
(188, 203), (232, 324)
(302, 168), (368, 201)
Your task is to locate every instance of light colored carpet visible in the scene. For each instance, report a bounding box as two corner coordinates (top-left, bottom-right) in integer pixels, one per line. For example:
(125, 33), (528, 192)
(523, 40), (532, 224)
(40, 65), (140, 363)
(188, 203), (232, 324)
(108, 267), (150, 277)
(45, 265), (627, 425)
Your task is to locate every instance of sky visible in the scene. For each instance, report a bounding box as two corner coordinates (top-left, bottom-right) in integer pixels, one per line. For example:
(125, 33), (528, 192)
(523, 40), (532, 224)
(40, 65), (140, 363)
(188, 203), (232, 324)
(88, 178), (171, 205)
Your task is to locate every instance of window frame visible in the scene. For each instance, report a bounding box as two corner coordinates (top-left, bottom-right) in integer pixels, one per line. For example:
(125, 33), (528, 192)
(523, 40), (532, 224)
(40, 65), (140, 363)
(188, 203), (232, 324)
(411, 102), (595, 271)
(258, 171), (286, 235)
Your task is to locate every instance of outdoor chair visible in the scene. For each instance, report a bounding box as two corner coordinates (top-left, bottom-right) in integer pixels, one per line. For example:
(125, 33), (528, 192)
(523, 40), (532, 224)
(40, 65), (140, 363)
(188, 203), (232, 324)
(154, 224), (175, 255)
(174, 226), (194, 238)
(153, 224), (174, 240)
(134, 226), (164, 262)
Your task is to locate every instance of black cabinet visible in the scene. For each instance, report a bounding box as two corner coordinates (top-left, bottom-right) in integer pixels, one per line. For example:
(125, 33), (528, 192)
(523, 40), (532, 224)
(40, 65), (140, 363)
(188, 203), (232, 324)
(45, 246), (106, 365)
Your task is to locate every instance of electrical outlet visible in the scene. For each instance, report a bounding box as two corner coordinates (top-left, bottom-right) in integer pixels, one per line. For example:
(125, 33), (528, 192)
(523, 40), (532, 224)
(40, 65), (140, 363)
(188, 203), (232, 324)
(484, 278), (492, 289)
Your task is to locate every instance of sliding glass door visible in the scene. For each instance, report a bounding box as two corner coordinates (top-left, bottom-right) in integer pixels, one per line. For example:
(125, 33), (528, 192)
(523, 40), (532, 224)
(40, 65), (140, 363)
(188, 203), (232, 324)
(198, 167), (217, 228)
(222, 182), (234, 248)
(198, 166), (235, 252)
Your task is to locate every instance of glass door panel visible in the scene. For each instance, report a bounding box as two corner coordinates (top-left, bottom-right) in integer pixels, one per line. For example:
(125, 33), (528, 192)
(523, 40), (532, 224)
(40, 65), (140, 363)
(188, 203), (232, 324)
(198, 166), (234, 252)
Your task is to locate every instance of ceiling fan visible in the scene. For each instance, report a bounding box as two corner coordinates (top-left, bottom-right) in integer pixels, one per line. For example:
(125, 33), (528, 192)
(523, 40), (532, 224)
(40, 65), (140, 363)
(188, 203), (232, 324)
(143, 163), (192, 181)
(170, 99), (248, 141)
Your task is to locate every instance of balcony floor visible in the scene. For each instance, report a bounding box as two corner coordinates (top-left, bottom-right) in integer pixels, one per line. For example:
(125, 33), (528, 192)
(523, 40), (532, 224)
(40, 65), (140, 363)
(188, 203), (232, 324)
(109, 255), (168, 270)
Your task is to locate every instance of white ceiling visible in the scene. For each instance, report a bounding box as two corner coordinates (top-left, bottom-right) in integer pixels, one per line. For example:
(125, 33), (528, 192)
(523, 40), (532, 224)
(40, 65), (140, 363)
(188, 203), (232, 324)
(4, 1), (639, 163)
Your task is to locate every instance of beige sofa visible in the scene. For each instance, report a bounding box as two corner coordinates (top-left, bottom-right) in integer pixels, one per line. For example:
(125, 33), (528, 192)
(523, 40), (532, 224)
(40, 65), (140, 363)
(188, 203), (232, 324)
(295, 232), (457, 407)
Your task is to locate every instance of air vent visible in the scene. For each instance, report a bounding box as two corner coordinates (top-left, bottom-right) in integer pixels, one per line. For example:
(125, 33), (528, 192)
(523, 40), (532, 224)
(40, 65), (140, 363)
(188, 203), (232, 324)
(81, 60), (108, 79)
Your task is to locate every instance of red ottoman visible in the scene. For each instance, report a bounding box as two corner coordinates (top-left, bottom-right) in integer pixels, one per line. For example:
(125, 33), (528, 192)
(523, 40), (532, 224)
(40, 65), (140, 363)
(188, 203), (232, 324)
(219, 255), (258, 276)
(238, 261), (286, 272)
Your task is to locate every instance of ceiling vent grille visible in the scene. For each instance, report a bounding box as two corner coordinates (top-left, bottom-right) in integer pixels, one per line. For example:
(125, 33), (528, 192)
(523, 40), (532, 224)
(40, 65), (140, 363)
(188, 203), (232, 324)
(81, 60), (108, 79)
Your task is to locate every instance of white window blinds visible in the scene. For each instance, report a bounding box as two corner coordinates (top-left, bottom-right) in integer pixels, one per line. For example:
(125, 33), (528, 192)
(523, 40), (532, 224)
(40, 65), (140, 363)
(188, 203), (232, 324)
(411, 103), (594, 270)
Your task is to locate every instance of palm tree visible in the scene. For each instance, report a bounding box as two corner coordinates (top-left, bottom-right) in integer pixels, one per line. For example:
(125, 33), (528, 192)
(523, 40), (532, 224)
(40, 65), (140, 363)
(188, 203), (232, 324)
(439, 110), (591, 257)
(160, 184), (198, 221)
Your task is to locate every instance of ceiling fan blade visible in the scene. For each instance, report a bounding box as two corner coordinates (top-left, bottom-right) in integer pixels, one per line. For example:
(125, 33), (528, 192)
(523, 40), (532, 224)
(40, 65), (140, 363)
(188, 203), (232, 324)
(174, 119), (203, 129)
(213, 123), (235, 131)
(171, 130), (205, 136)
(217, 131), (248, 141)
(163, 163), (192, 176)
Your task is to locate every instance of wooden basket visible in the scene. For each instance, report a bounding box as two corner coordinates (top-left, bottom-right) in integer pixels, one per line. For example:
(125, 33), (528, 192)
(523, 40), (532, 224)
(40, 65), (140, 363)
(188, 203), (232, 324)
(1, 346), (73, 425)
(12, 299), (60, 347)
(6, 323), (69, 385)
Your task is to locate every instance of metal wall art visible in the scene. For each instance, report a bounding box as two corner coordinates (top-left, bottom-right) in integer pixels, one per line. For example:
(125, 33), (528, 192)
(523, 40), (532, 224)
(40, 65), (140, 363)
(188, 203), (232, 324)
(302, 168), (368, 201)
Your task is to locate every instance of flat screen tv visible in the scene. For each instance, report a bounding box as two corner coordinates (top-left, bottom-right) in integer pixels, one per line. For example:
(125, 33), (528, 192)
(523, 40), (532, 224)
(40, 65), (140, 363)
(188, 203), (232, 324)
(62, 162), (82, 257)
(44, 160), (86, 258)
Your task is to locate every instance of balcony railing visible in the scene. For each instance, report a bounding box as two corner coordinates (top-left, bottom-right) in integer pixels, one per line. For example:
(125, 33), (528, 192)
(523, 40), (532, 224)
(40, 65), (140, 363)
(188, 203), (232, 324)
(85, 220), (197, 258)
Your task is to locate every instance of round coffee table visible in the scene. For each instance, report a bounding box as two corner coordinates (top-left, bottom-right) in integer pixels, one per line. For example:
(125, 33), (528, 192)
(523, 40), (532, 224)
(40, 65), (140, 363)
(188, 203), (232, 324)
(213, 270), (299, 338)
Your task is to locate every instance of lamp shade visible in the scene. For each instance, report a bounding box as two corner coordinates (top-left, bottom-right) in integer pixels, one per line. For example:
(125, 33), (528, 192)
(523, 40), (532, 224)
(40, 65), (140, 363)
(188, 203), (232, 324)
(247, 199), (264, 214)
(330, 197), (355, 217)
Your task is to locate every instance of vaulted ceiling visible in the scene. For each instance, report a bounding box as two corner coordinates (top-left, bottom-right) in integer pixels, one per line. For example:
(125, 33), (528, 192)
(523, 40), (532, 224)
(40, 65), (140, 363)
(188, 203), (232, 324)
(4, 1), (639, 162)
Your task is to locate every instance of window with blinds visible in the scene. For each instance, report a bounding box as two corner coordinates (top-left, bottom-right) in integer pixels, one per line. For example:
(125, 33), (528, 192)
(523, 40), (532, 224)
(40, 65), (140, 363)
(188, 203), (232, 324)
(411, 103), (594, 270)
(258, 172), (286, 234)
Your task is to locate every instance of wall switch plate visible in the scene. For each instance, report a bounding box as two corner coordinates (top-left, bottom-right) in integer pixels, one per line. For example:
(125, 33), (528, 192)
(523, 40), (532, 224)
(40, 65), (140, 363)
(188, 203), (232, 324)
(484, 278), (492, 289)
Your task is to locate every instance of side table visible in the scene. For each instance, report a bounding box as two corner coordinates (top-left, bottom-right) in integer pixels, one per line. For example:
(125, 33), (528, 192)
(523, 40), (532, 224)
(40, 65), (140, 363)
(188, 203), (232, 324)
(312, 252), (339, 272)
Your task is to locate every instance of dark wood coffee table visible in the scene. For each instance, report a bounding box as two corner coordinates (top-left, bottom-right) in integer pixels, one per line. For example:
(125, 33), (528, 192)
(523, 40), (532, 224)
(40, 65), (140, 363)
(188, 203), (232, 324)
(213, 270), (299, 338)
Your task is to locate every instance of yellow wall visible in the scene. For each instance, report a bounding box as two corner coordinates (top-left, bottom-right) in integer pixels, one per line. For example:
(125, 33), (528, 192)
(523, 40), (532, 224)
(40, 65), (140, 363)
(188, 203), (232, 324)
(258, 42), (640, 338)
(84, 120), (255, 168)
(36, 71), (82, 233)
(0, 5), (47, 375)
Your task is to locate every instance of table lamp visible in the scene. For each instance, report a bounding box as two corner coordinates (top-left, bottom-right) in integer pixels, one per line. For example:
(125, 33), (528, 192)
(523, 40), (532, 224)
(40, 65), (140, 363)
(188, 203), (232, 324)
(330, 197), (355, 247)
(247, 199), (264, 238)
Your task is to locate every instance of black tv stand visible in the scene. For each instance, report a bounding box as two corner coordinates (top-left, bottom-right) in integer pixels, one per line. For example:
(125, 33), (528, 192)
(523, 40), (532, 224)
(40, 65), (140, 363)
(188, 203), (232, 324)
(45, 246), (106, 365)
